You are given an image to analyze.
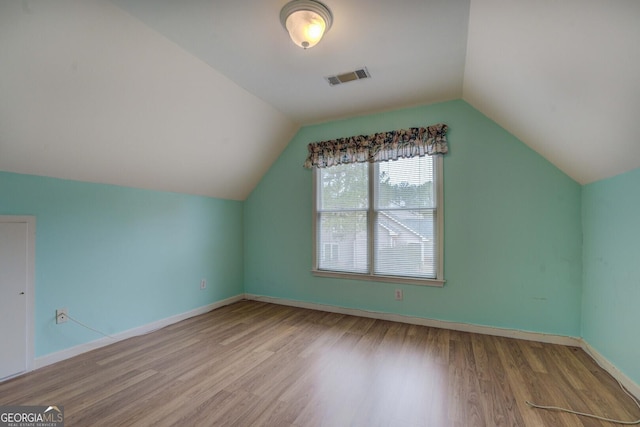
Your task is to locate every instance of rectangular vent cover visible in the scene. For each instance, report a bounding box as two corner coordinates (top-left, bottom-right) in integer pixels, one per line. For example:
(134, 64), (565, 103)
(325, 67), (371, 86)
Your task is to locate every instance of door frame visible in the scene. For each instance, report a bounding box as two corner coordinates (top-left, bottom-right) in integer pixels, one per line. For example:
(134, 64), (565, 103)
(0, 216), (35, 376)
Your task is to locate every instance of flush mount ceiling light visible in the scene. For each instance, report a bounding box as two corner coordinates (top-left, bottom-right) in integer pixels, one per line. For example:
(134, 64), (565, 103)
(280, 0), (333, 49)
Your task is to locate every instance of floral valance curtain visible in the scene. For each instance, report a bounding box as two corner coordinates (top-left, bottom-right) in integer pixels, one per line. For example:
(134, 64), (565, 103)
(303, 123), (448, 169)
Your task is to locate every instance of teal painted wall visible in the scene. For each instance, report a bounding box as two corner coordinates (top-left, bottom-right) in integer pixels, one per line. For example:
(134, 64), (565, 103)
(244, 100), (583, 336)
(0, 172), (244, 357)
(582, 167), (640, 385)
(3, 98), (636, 385)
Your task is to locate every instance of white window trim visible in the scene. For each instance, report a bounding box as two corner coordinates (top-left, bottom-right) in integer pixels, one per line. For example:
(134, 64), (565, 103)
(311, 156), (445, 287)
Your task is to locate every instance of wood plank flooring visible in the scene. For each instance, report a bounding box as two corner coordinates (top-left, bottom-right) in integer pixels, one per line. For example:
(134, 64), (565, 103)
(1, 300), (638, 426)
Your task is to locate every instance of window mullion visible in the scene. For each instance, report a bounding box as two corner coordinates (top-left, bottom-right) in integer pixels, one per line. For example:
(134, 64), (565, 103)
(368, 162), (376, 275)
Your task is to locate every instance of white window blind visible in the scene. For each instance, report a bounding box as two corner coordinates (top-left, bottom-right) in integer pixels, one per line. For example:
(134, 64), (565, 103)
(317, 163), (369, 274)
(374, 157), (436, 279)
(314, 155), (443, 284)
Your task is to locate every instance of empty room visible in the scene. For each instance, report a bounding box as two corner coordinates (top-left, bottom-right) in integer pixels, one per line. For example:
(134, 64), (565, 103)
(1, 0), (639, 426)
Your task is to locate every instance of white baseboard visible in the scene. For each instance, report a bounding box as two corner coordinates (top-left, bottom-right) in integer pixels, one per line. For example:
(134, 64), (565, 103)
(34, 294), (244, 370)
(580, 340), (640, 400)
(244, 294), (581, 346)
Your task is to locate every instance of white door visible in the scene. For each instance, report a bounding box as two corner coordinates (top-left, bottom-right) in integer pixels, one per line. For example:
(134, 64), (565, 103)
(0, 218), (34, 380)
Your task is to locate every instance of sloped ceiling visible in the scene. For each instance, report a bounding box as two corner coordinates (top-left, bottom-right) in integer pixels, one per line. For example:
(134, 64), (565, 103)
(464, 0), (640, 185)
(108, 0), (470, 124)
(1, 0), (639, 200)
(0, 0), (298, 200)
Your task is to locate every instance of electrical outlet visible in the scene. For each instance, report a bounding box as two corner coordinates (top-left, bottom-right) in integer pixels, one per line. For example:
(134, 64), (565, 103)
(395, 289), (403, 301)
(56, 308), (68, 324)
(200, 279), (206, 290)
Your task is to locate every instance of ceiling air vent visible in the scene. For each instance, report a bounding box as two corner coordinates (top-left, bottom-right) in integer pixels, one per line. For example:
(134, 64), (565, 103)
(325, 67), (371, 86)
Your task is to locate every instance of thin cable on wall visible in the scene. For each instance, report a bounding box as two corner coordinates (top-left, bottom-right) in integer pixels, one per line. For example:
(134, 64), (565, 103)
(55, 312), (167, 341)
(57, 312), (116, 339)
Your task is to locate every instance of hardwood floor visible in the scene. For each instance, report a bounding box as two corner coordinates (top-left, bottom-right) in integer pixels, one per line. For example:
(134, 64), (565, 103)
(1, 300), (638, 426)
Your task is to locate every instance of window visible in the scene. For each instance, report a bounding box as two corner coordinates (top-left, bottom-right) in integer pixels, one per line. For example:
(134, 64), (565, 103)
(322, 243), (340, 264)
(313, 155), (444, 286)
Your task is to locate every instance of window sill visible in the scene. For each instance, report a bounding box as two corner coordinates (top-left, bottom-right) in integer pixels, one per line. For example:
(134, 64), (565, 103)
(311, 269), (445, 287)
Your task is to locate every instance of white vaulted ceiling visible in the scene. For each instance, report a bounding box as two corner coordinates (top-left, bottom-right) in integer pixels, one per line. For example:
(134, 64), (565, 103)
(464, 0), (640, 185)
(1, 0), (639, 199)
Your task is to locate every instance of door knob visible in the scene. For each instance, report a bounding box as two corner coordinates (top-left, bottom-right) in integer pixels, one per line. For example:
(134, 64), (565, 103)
(19, 292), (25, 295)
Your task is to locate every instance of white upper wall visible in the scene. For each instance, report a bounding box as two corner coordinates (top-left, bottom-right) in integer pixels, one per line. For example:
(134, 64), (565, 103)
(0, 0), (297, 200)
(464, 0), (640, 184)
